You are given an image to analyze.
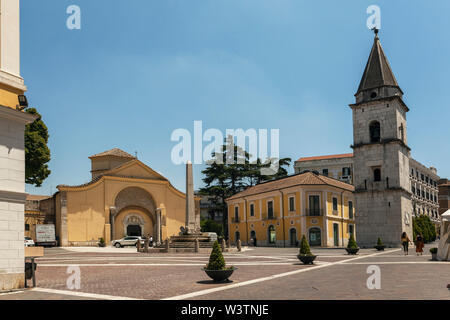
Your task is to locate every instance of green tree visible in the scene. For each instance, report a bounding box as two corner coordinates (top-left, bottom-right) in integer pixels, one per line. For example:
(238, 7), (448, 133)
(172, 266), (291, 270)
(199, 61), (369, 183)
(25, 108), (51, 187)
(413, 215), (437, 243)
(200, 218), (224, 236)
(206, 241), (226, 270)
(347, 234), (358, 249)
(199, 136), (291, 238)
(298, 235), (312, 255)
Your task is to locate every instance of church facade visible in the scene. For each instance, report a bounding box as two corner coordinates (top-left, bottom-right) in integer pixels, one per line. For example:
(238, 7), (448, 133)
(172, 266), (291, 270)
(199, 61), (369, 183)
(51, 148), (200, 246)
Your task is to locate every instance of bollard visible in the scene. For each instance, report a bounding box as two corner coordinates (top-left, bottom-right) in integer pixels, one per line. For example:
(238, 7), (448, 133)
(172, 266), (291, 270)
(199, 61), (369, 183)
(137, 239), (141, 252)
(165, 238), (170, 252)
(221, 238), (226, 252)
(237, 239), (242, 252)
(144, 238), (149, 253)
(195, 238), (199, 253)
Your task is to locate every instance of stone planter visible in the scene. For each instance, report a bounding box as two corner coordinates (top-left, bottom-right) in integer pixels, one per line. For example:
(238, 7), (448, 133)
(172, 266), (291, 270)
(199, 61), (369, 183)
(374, 245), (385, 251)
(345, 247), (359, 255)
(203, 267), (236, 282)
(297, 255), (317, 265)
(431, 253), (438, 261)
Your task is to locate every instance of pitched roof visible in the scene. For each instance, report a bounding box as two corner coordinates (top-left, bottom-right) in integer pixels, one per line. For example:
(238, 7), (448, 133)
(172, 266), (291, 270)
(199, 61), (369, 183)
(356, 33), (400, 94)
(89, 148), (136, 159)
(227, 171), (354, 201)
(297, 153), (353, 162)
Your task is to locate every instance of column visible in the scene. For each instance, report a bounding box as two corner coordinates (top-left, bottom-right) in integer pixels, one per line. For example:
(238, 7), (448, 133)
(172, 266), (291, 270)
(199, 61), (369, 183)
(156, 208), (161, 245)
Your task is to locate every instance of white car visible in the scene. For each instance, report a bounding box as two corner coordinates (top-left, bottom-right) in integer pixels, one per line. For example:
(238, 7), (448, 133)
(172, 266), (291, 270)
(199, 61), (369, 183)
(24, 237), (35, 247)
(112, 236), (144, 248)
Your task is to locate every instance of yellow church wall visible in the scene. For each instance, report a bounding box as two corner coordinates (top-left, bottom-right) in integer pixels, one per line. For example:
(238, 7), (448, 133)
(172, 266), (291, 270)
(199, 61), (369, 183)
(66, 182), (106, 245)
(103, 177), (189, 240)
(0, 83), (23, 109)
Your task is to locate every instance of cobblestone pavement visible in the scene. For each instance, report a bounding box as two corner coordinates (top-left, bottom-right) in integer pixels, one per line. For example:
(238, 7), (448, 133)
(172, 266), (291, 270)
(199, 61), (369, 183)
(0, 243), (448, 300)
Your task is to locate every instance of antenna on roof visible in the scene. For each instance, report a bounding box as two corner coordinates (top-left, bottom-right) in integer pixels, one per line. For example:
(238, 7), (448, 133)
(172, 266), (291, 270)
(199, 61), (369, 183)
(135, 151), (138, 159)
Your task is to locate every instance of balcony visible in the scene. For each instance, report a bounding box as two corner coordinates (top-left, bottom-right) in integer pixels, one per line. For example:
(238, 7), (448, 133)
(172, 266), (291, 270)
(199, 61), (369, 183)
(262, 213), (276, 220)
(305, 208), (323, 216)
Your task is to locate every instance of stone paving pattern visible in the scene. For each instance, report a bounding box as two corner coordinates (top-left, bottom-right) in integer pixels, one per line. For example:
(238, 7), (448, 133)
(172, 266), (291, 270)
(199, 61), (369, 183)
(0, 243), (449, 300)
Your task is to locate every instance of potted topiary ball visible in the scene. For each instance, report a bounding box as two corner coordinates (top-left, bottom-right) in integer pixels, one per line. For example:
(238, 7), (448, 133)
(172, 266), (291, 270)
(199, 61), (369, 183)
(297, 235), (317, 265)
(345, 234), (359, 255)
(430, 247), (438, 261)
(374, 237), (385, 251)
(203, 240), (236, 282)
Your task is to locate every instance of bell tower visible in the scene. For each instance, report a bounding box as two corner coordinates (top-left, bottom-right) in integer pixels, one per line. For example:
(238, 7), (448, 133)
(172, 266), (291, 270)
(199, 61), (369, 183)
(350, 30), (413, 247)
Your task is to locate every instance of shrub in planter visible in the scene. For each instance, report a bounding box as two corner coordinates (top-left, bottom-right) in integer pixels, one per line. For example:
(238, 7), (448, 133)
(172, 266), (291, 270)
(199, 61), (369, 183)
(430, 247), (438, 261)
(98, 237), (106, 247)
(203, 241), (235, 281)
(297, 235), (316, 264)
(345, 234), (359, 255)
(374, 237), (385, 251)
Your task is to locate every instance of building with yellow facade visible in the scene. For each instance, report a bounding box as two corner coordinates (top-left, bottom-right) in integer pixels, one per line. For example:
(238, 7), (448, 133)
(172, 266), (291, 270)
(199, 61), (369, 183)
(226, 171), (355, 247)
(47, 148), (200, 246)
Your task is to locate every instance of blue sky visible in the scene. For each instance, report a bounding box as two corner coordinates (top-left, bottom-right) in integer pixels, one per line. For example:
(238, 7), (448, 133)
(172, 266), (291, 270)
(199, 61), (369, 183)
(23, 0), (450, 195)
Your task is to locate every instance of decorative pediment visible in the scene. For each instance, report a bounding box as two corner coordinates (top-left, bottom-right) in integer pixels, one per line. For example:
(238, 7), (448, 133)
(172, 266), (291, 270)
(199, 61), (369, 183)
(104, 159), (168, 181)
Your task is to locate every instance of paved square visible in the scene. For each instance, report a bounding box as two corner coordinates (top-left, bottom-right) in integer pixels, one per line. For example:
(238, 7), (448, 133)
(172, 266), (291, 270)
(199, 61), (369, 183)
(1, 243), (449, 300)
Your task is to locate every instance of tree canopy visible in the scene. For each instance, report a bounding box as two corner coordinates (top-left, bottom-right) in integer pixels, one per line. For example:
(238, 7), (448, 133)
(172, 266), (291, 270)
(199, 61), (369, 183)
(199, 135), (291, 237)
(25, 108), (51, 187)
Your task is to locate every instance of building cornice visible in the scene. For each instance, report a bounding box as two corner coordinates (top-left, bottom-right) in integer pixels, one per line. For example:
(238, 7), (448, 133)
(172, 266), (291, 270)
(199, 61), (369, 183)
(0, 190), (27, 204)
(0, 70), (27, 92)
(351, 138), (411, 152)
(0, 104), (36, 124)
(349, 95), (409, 113)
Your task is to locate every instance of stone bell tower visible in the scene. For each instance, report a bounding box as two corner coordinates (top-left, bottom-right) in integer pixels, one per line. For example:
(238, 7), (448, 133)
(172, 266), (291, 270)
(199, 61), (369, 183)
(350, 30), (413, 248)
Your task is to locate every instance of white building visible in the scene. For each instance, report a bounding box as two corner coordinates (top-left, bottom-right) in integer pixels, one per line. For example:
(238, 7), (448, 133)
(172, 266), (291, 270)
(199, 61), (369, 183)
(0, 0), (36, 291)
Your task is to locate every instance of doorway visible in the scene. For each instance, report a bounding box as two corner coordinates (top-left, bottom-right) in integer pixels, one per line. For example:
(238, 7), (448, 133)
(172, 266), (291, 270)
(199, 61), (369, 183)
(333, 223), (339, 246)
(309, 228), (321, 246)
(127, 225), (141, 237)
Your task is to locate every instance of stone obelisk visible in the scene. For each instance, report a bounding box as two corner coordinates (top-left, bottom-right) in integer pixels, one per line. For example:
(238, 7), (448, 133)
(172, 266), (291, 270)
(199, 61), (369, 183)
(185, 161), (196, 234)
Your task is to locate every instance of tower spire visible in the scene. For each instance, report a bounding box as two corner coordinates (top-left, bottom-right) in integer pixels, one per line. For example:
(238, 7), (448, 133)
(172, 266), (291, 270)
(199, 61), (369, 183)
(355, 30), (402, 99)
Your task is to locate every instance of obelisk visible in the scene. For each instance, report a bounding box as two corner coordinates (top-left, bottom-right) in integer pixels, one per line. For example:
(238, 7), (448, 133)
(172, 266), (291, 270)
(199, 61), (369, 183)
(185, 161), (196, 234)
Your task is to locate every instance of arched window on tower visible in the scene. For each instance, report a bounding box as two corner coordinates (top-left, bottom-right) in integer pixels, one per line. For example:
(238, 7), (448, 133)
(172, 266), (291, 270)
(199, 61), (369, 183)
(374, 168), (381, 182)
(399, 124), (404, 142)
(369, 121), (381, 143)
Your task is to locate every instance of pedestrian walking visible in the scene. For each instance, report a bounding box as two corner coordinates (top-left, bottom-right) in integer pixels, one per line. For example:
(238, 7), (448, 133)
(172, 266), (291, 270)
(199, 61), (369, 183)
(149, 235), (154, 247)
(415, 234), (424, 256)
(401, 232), (412, 255)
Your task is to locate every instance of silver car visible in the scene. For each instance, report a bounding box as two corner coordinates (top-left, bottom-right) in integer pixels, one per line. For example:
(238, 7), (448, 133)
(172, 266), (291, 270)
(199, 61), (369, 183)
(112, 236), (144, 248)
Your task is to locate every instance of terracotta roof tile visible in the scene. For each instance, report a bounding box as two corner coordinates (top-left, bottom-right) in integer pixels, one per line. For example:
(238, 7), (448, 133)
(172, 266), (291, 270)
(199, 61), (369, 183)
(26, 194), (51, 201)
(89, 148), (136, 159)
(227, 171), (354, 201)
(296, 153), (354, 162)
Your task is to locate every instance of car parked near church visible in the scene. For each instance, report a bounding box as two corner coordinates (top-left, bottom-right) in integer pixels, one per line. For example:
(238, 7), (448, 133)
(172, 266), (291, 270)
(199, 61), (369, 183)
(112, 236), (144, 248)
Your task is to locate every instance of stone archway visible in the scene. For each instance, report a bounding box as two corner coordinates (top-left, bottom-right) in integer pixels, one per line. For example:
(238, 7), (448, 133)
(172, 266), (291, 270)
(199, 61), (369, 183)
(111, 187), (157, 240)
(114, 207), (153, 239)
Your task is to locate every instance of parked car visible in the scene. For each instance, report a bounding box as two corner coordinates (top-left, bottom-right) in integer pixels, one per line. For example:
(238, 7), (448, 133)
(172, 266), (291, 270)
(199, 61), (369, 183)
(112, 236), (144, 248)
(24, 237), (35, 247)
